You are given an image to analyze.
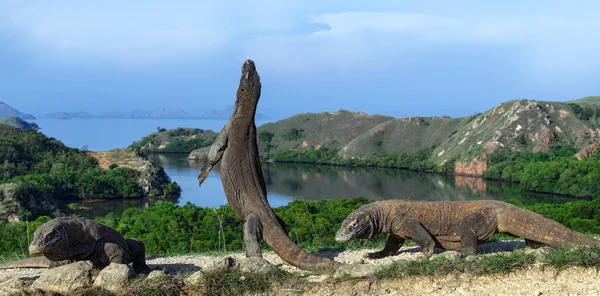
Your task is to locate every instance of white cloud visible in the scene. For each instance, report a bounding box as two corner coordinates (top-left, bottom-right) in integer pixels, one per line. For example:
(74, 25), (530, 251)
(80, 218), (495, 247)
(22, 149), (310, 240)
(243, 11), (600, 79)
(1, 0), (600, 79)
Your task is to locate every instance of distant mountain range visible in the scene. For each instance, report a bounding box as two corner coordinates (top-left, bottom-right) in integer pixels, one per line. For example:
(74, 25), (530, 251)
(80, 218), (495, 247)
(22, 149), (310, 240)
(43, 106), (267, 119)
(0, 102), (36, 120)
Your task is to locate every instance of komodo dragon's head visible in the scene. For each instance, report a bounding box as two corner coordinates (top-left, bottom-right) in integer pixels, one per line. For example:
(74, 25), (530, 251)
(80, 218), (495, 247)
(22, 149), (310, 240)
(335, 207), (376, 243)
(28, 220), (70, 260)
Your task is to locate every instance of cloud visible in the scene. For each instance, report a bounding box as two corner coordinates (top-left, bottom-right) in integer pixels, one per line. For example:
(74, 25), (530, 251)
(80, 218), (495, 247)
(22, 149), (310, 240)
(2, 0), (600, 80)
(242, 11), (600, 80)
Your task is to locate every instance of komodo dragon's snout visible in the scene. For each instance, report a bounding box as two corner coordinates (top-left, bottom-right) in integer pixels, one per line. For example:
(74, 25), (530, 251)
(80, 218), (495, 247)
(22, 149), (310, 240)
(29, 223), (68, 259)
(335, 212), (373, 243)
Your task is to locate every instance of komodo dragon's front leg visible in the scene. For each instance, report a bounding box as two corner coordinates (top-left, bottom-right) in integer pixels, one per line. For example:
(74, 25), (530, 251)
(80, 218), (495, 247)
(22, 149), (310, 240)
(397, 219), (436, 257)
(365, 235), (405, 259)
(198, 122), (230, 185)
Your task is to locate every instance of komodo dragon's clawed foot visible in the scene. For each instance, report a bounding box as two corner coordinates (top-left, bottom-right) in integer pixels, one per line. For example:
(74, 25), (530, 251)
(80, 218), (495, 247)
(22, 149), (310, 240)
(364, 251), (389, 259)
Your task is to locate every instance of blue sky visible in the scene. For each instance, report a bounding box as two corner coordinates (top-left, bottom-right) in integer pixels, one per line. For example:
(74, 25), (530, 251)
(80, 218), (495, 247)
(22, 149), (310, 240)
(1, 0), (599, 119)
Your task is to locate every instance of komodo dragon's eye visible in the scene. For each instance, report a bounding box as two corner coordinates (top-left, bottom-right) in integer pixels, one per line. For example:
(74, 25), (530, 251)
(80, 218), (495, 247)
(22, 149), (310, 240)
(44, 230), (57, 244)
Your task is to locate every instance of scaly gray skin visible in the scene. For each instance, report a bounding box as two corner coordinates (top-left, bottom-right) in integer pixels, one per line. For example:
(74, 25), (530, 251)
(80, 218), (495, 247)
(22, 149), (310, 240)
(198, 59), (339, 270)
(336, 200), (600, 258)
(0, 217), (151, 274)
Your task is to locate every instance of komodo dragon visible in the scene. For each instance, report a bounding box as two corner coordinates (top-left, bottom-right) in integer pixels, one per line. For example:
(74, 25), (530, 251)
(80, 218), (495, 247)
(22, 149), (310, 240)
(0, 217), (151, 274)
(335, 200), (600, 258)
(197, 59), (339, 270)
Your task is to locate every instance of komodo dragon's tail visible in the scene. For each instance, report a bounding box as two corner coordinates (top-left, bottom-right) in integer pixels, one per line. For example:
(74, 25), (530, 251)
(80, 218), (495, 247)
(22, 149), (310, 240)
(496, 203), (600, 248)
(261, 214), (342, 270)
(0, 257), (54, 269)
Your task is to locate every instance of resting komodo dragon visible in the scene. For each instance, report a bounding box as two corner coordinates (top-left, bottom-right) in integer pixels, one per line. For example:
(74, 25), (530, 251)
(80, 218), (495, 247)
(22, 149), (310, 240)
(0, 217), (151, 274)
(197, 59), (339, 270)
(336, 200), (600, 258)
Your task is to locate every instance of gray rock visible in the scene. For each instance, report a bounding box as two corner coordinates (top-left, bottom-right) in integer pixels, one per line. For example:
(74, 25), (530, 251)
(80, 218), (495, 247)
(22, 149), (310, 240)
(333, 264), (379, 278)
(147, 269), (167, 281)
(93, 263), (134, 292)
(235, 257), (275, 274)
(0, 277), (27, 296)
(185, 271), (207, 286)
(201, 256), (235, 274)
(31, 261), (93, 293)
(306, 274), (331, 283)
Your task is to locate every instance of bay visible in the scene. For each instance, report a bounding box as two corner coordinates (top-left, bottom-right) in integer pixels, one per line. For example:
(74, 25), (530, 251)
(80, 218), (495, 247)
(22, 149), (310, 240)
(33, 118), (569, 218)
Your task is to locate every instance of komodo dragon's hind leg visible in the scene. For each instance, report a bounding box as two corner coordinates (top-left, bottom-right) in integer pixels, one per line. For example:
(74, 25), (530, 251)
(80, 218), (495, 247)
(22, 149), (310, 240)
(126, 238), (152, 274)
(365, 235), (405, 259)
(459, 211), (497, 255)
(244, 213), (263, 258)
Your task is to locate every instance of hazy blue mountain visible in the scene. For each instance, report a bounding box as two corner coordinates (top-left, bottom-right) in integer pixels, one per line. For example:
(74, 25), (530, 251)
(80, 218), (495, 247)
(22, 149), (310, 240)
(0, 102), (36, 120)
(43, 111), (96, 119)
(203, 105), (267, 119)
(42, 106), (267, 119)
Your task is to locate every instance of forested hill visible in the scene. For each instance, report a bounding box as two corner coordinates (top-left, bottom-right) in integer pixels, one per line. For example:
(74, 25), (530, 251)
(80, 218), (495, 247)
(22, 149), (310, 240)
(0, 125), (180, 221)
(131, 96), (600, 197)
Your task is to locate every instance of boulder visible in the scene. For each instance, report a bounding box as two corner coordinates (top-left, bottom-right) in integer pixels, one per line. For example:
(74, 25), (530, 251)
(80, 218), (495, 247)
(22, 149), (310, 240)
(31, 261), (93, 293)
(0, 277), (27, 296)
(146, 269), (167, 281)
(185, 271), (208, 286)
(234, 257), (275, 274)
(93, 263), (134, 292)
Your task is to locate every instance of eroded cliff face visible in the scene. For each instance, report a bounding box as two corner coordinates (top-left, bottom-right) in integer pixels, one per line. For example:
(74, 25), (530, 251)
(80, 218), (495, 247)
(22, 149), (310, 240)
(454, 157), (488, 177)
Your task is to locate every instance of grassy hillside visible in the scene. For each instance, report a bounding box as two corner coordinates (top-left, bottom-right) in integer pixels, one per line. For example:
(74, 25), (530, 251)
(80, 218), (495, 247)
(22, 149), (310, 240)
(255, 110), (394, 154)
(340, 116), (467, 159)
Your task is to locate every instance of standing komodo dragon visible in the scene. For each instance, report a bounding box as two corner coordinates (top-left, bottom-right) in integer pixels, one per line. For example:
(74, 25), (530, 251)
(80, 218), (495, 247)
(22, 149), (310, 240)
(336, 200), (600, 258)
(197, 59), (339, 270)
(0, 217), (151, 274)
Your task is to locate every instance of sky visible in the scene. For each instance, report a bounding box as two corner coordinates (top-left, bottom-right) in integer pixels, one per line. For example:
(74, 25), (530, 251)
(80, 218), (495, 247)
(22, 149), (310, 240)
(1, 0), (599, 119)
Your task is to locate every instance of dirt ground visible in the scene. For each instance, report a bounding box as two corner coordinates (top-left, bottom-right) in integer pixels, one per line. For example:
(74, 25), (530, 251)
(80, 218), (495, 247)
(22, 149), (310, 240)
(2, 244), (600, 295)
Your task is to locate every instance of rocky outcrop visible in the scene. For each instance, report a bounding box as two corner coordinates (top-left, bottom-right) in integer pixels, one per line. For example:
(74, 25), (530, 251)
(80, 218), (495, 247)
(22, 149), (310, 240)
(576, 139), (600, 160)
(93, 263), (135, 292)
(30, 261), (94, 293)
(88, 149), (179, 198)
(454, 157), (487, 177)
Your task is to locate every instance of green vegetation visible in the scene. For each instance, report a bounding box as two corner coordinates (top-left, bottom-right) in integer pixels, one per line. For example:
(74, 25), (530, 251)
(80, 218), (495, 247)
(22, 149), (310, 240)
(130, 127), (217, 153)
(485, 145), (600, 198)
(269, 147), (441, 172)
(4, 195), (600, 257)
(0, 125), (180, 219)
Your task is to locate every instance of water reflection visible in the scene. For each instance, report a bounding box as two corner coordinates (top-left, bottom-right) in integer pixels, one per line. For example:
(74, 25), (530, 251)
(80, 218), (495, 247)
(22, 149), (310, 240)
(80, 153), (575, 218)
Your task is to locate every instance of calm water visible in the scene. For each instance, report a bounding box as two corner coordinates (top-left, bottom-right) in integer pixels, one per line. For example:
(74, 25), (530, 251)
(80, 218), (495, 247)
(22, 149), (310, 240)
(33, 118), (570, 217)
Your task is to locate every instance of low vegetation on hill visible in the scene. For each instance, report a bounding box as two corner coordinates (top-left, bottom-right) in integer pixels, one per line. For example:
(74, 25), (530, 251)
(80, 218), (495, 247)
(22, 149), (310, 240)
(130, 127), (217, 153)
(0, 125), (180, 221)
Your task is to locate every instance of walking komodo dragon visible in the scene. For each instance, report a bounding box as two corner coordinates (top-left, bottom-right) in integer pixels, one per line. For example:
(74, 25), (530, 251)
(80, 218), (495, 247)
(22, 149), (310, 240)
(336, 200), (600, 258)
(0, 217), (151, 274)
(197, 59), (339, 270)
